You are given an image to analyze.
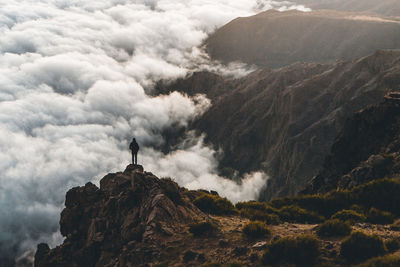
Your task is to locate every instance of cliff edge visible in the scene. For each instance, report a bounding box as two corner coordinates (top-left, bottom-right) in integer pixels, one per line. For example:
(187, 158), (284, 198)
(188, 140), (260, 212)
(35, 165), (205, 266)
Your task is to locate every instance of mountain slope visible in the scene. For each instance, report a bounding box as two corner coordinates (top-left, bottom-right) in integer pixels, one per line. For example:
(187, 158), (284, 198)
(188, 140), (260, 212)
(34, 164), (400, 266)
(303, 95), (400, 194)
(205, 10), (400, 68)
(163, 50), (400, 200)
(291, 0), (400, 16)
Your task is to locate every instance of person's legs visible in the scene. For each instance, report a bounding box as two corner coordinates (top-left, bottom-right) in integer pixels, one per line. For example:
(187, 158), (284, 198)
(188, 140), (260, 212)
(134, 153), (137, 165)
(132, 152), (135, 165)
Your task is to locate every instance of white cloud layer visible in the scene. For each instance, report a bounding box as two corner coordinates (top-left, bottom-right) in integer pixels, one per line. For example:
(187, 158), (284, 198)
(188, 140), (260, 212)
(0, 0), (308, 263)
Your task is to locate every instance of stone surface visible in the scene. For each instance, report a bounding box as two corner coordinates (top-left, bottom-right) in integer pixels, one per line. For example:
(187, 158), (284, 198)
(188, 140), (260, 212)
(35, 165), (204, 267)
(303, 99), (400, 194)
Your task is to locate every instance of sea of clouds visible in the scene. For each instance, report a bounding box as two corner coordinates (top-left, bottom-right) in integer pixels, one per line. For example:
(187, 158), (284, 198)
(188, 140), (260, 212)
(0, 0), (310, 263)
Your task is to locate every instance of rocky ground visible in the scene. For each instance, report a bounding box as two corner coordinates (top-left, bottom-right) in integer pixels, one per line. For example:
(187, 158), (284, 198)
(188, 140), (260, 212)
(34, 164), (400, 267)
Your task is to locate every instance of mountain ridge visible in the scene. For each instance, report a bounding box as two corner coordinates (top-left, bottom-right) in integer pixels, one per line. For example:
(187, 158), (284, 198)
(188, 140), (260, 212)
(159, 50), (400, 200)
(205, 10), (400, 68)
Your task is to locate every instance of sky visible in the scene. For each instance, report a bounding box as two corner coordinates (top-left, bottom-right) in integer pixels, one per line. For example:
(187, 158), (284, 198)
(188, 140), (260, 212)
(0, 0), (310, 263)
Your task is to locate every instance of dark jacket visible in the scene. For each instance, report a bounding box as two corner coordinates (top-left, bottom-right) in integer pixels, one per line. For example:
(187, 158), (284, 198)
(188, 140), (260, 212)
(129, 139), (139, 153)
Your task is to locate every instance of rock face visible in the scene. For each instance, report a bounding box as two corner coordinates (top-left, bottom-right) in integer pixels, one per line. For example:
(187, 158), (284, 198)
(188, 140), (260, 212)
(205, 10), (400, 68)
(162, 50), (400, 200)
(303, 96), (400, 194)
(35, 165), (204, 267)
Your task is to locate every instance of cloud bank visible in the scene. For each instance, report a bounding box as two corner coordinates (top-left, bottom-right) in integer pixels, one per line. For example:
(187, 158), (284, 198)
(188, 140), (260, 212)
(0, 0), (309, 263)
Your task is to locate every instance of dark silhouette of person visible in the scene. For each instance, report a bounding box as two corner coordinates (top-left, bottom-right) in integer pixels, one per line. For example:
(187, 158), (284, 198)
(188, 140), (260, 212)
(129, 138), (139, 165)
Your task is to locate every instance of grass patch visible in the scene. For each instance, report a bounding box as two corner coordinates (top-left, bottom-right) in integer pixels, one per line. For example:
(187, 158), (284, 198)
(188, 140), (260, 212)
(317, 219), (352, 237)
(278, 205), (324, 224)
(385, 238), (400, 253)
(331, 209), (366, 224)
(262, 234), (320, 266)
(270, 179), (400, 219)
(367, 207), (395, 224)
(239, 209), (281, 224)
(242, 221), (271, 238)
(236, 201), (281, 224)
(193, 193), (237, 215)
(354, 255), (400, 267)
(189, 221), (219, 237)
(199, 263), (241, 267)
(340, 231), (386, 262)
(390, 219), (400, 231)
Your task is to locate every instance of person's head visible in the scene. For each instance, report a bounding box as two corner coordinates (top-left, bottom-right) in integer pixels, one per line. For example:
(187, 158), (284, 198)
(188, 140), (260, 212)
(132, 138), (136, 141)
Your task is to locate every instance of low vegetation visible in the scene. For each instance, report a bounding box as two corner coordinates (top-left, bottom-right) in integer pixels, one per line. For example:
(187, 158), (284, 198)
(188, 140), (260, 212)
(270, 179), (400, 220)
(390, 219), (400, 230)
(279, 205), (324, 223)
(317, 219), (352, 237)
(242, 221), (271, 238)
(189, 221), (219, 237)
(385, 238), (400, 253)
(192, 193), (237, 215)
(239, 209), (281, 224)
(236, 201), (281, 224)
(200, 263), (241, 267)
(262, 234), (320, 266)
(331, 209), (366, 224)
(367, 207), (394, 224)
(236, 201), (323, 224)
(340, 231), (386, 262)
(355, 255), (400, 267)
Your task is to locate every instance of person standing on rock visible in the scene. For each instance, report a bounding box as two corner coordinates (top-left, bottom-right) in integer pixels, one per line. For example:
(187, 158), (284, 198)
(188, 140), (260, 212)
(129, 138), (139, 165)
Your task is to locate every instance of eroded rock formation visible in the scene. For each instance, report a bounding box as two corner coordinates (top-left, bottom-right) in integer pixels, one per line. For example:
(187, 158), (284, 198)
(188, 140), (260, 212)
(35, 165), (205, 267)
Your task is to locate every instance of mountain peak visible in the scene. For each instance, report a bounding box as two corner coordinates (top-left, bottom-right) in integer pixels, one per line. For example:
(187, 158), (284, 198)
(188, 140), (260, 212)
(35, 165), (205, 266)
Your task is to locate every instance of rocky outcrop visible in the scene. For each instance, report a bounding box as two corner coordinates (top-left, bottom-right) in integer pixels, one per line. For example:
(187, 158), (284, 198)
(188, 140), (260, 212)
(205, 10), (400, 68)
(35, 165), (205, 267)
(303, 97), (400, 194)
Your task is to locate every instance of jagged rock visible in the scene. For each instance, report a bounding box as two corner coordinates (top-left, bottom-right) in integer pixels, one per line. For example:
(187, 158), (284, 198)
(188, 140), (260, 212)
(304, 99), (400, 194)
(35, 165), (204, 267)
(252, 241), (267, 250)
(164, 50), (400, 200)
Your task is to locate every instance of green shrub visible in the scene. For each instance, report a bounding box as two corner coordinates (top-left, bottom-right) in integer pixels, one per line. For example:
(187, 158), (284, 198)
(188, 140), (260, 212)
(354, 255), (400, 267)
(189, 221), (219, 237)
(367, 207), (395, 224)
(262, 234), (320, 266)
(352, 179), (400, 215)
(317, 219), (352, 237)
(239, 208), (281, 225)
(236, 201), (281, 224)
(193, 193), (237, 215)
(390, 219), (400, 231)
(278, 205), (324, 224)
(199, 263), (241, 267)
(242, 221), (271, 238)
(236, 201), (270, 211)
(331, 209), (366, 224)
(349, 204), (365, 214)
(340, 231), (386, 262)
(385, 238), (400, 253)
(270, 179), (400, 219)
